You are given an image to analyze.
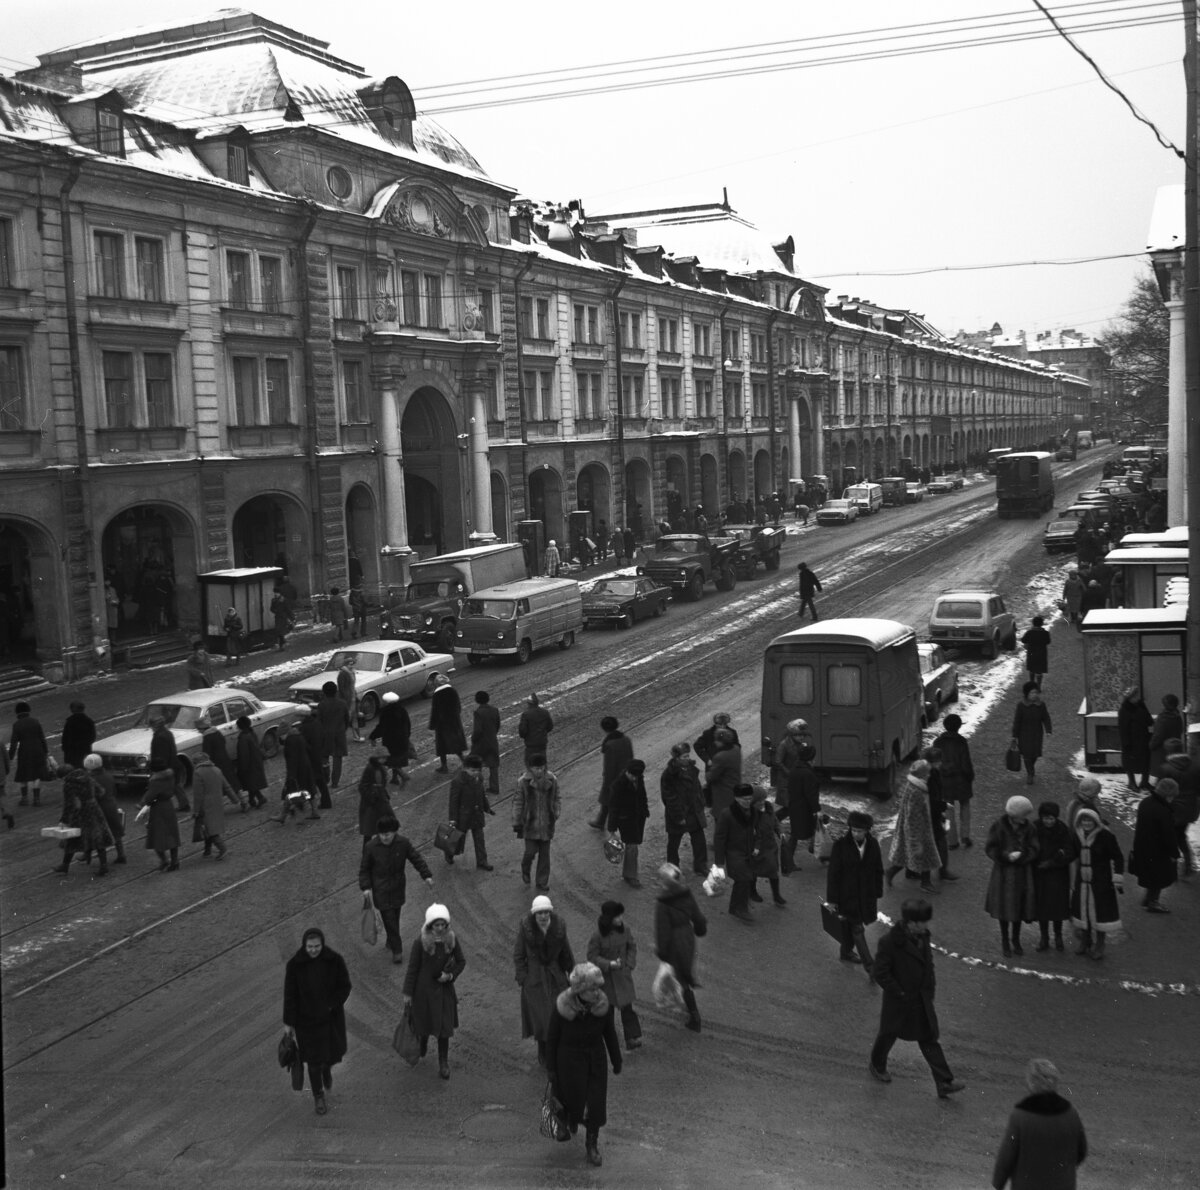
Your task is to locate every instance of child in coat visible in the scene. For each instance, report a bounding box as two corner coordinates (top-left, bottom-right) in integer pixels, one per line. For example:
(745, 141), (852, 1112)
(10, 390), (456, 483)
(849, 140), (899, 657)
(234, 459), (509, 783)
(587, 900), (642, 1050)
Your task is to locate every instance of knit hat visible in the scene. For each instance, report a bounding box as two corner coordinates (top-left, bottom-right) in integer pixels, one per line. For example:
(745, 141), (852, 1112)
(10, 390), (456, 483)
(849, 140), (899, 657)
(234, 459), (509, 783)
(531, 895), (553, 913)
(382, 692), (400, 703)
(1005, 795), (1034, 818)
(847, 810), (874, 830)
(670, 742), (692, 759)
(1026, 1058), (1060, 1093)
(786, 718), (808, 734)
(83, 753), (103, 770)
(1076, 777), (1101, 800)
(424, 903), (450, 927)
(568, 962), (604, 991)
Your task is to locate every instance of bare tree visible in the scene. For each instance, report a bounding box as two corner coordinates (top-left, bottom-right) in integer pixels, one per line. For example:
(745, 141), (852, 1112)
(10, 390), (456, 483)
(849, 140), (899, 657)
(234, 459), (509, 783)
(1098, 270), (1169, 426)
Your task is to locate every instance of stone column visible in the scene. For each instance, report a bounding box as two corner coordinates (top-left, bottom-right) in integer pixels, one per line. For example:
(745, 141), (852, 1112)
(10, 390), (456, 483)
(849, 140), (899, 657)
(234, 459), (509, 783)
(788, 393), (802, 478)
(1166, 289), (1187, 526)
(378, 383), (412, 569)
(469, 383), (496, 542)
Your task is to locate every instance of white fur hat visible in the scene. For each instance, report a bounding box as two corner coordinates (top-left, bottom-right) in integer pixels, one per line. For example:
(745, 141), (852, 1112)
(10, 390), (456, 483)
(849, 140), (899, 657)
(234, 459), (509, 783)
(424, 903), (450, 927)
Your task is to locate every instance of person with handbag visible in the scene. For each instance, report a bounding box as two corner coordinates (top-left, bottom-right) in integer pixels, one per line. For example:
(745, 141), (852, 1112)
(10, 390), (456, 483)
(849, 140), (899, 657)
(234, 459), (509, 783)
(447, 754), (493, 870)
(934, 714), (975, 848)
(8, 700), (48, 808)
(402, 903), (466, 1080)
(826, 810), (884, 973)
(235, 716), (269, 809)
(659, 743), (708, 876)
(589, 716), (633, 831)
(358, 814), (433, 964)
(653, 862), (706, 1032)
(282, 926), (352, 1116)
(369, 692), (412, 786)
(276, 721), (321, 824)
(137, 758), (181, 872)
(514, 894), (575, 1069)
(605, 759), (650, 889)
(51, 764), (114, 877)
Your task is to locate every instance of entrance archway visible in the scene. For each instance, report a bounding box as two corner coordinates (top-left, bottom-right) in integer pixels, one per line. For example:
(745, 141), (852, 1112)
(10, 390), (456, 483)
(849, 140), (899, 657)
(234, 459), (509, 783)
(344, 484), (378, 590)
(624, 458), (652, 540)
(728, 450), (747, 503)
(401, 386), (464, 553)
(576, 462), (611, 537)
(529, 466), (564, 545)
(665, 455), (687, 526)
(753, 449), (772, 500)
(231, 494), (310, 595)
(700, 454), (718, 517)
(0, 520), (61, 663)
(490, 472), (509, 542)
(101, 504), (198, 639)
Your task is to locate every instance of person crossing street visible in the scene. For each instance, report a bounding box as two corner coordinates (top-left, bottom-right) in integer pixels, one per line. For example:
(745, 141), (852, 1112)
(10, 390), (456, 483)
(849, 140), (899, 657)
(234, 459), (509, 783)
(797, 562), (823, 621)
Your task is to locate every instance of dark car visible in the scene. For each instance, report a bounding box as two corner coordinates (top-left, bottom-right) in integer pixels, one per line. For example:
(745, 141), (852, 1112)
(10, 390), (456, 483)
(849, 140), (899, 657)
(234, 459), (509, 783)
(582, 576), (670, 629)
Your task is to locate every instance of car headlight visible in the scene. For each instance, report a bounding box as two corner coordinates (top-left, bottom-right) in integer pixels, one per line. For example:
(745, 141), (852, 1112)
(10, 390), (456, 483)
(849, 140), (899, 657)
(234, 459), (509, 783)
(456, 630), (463, 638)
(424, 614), (434, 626)
(136, 754), (149, 770)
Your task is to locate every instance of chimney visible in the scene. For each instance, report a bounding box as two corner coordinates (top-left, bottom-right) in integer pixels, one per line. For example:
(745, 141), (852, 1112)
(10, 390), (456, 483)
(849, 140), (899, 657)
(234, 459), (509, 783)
(509, 206), (533, 245)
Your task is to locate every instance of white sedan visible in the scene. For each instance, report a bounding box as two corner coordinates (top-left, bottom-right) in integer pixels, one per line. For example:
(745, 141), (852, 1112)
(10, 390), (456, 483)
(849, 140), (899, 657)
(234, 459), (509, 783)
(816, 499), (859, 526)
(92, 687), (306, 789)
(288, 641), (454, 721)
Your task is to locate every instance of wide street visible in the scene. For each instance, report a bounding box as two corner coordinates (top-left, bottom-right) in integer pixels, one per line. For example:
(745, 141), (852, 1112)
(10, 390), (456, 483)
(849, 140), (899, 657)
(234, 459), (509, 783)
(3, 453), (1197, 1189)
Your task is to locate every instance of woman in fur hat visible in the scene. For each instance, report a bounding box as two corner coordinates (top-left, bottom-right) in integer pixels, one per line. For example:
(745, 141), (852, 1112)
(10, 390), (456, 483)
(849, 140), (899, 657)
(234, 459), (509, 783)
(513, 895), (575, 1068)
(402, 903), (466, 1080)
(546, 961), (622, 1167)
(985, 796), (1040, 957)
(368, 692), (411, 785)
(586, 901), (641, 1050)
(1069, 809), (1124, 960)
(1032, 802), (1076, 952)
(885, 760), (941, 894)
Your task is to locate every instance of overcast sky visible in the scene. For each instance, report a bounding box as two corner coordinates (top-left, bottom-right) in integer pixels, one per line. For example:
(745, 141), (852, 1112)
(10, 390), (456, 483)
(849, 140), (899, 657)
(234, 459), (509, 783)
(4, 0), (1185, 339)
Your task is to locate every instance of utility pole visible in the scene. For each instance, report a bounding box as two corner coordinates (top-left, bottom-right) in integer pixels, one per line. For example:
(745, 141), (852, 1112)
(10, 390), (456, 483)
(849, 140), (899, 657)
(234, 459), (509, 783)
(1186, 0), (1200, 717)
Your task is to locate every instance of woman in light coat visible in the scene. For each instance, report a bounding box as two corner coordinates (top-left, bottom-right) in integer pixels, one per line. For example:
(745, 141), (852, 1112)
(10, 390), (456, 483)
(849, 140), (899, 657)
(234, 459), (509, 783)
(402, 903), (466, 1079)
(1069, 809), (1124, 960)
(885, 760), (941, 893)
(191, 752), (245, 860)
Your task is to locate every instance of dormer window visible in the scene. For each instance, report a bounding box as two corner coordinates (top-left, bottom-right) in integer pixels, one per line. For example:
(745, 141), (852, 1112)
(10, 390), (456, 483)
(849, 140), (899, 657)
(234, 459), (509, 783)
(227, 142), (249, 186)
(357, 76), (415, 147)
(97, 107), (124, 157)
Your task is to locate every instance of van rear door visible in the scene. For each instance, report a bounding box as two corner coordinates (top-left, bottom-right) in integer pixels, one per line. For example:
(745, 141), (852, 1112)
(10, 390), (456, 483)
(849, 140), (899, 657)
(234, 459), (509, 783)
(818, 653), (869, 768)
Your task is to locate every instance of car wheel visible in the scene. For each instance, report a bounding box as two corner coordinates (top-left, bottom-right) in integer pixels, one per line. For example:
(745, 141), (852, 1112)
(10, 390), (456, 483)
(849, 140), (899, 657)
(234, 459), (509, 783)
(982, 634), (997, 659)
(261, 728), (280, 759)
(515, 638), (532, 665)
(466, 655), (483, 667)
(359, 691), (380, 722)
(436, 623), (456, 654)
(687, 573), (705, 601)
(559, 631), (575, 650)
(715, 567), (736, 592)
(619, 612), (634, 630)
(949, 682), (959, 704)
(1003, 629), (1018, 651)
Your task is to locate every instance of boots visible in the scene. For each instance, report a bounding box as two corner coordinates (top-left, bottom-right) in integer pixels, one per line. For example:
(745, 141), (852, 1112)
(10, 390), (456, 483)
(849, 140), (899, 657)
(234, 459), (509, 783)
(769, 877), (787, 906)
(1074, 929), (1092, 956)
(1089, 932), (1106, 961)
(585, 1131), (602, 1167)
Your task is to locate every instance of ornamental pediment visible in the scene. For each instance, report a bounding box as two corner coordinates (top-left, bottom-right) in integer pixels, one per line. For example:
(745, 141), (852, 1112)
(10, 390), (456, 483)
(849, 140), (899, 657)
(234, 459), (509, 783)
(366, 179), (490, 247)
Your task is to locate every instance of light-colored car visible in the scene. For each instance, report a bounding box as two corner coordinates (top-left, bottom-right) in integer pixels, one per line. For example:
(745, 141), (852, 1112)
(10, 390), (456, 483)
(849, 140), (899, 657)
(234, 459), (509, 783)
(928, 589), (1017, 659)
(904, 483), (927, 503)
(927, 474), (964, 493)
(288, 641), (454, 721)
(816, 498), (859, 526)
(917, 642), (958, 724)
(92, 687), (306, 789)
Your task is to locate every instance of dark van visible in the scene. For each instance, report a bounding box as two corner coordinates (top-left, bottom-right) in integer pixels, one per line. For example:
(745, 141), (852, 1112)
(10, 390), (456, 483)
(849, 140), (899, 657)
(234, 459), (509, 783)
(760, 618), (922, 796)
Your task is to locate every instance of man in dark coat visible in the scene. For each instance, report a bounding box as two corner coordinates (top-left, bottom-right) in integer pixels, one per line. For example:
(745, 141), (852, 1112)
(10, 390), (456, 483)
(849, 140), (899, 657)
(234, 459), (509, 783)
(826, 810), (884, 970)
(300, 712), (333, 808)
(660, 743), (708, 875)
(8, 701), (49, 806)
(369, 692), (412, 785)
(784, 742), (821, 867)
(283, 927), (352, 1115)
(1148, 694), (1184, 778)
(606, 759), (650, 888)
(447, 755), (493, 870)
(934, 714), (975, 847)
(428, 674), (466, 772)
(358, 814), (433, 962)
(235, 717), (268, 808)
(471, 690), (502, 794)
(314, 681), (351, 792)
(654, 863), (706, 1032)
(868, 899), (965, 1098)
(1020, 616), (1050, 689)
(714, 786), (765, 923)
(589, 716), (633, 830)
(1130, 778), (1180, 913)
(991, 1058), (1087, 1190)
(198, 718), (238, 788)
(149, 715), (189, 812)
(276, 721), (320, 823)
(797, 562), (822, 621)
(518, 693), (553, 768)
(61, 701), (97, 769)
(186, 641), (213, 689)
(692, 712), (739, 768)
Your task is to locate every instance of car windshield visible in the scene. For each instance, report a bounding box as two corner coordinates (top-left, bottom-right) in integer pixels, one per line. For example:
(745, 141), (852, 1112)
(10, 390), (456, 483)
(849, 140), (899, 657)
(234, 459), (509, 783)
(594, 580), (637, 597)
(936, 601), (984, 620)
(138, 703), (203, 729)
(656, 539), (701, 555)
(826, 501), (851, 510)
(327, 650), (383, 672)
(407, 580), (460, 601)
(465, 599), (516, 619)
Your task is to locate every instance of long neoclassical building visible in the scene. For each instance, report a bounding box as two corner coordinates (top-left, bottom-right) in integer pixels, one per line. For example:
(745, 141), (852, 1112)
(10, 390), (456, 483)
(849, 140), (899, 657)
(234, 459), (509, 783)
(0, 9), (1086, 677)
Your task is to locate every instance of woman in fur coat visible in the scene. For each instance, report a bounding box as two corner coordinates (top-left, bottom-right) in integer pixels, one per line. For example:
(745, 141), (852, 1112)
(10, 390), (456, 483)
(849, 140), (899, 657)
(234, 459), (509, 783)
(513, 895), (575, 1067)
(426, 673), (466, 772)
(402, 903), (466, 1079)
(546, 962), (622, 1168)
(885, 760), (941, 893)
(985, 796), (1040, 957)
(1069, 808), (1124, 960)
(586, 900), (641, 1050)
(1032, 802), (1075, 951)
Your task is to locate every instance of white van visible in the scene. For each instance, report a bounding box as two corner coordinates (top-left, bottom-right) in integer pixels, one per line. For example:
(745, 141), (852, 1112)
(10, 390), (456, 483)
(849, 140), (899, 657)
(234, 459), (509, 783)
(843, 482), (884, 516)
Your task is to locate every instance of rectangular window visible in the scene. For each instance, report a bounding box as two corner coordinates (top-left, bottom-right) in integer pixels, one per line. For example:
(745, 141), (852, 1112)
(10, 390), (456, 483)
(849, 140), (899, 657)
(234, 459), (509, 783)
(750, 332), (767, 364)
(696, 378), (714, 418)
(779, 664), (814, 705)
(535, 298), (550, 338)
(752, 381), (769, 417)
(336, 266), (359, 320)
(400, 271), (420, 325)
(102, 351), (135, 427)
(265, 358), (291, 424)
(227, 250), (251, 309)
(232, 356), (259, 425)
(260, 256), (282, 314)
(723, 327), (741, 361)
(621, 374), (645, 418)
(97, 108), (123, 156)
(661, 375), (681, 418)
(0, 219), (13, 287)
(134, 237), (164, 302)
(424, 273), (443, 329)
(0, 345), (26, 429)
(726, 379), (743, 419)
(620, 310), (642, 348)
(693, 321), (711, 357)
(575, 371), (603, 420)
(573, 303), (600, 344)
(226, 142), (249, 186)
(519, 295), (533, 338)
(828, 664), (862, 707)
(143, 352), (174, 427)
(486, 367), (502, 421)
(95, 232), (124, 298)
(522, 370), (555, 421)
(658, 317), (679, 353)
(478, 287), (496, 334)
(342, 360), (367, 422)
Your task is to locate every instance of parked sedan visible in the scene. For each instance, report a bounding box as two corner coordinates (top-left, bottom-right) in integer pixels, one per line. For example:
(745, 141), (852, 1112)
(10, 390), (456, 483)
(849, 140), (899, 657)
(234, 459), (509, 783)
(917, 642), (958, 725)
(92, 687), (306, 789)
(904, 483), (927, 503)
(288, 641), (454, 721)
(816, 498), (859, 526)
(1043, 519), (1081, 553)
(927, 474), (964, 493)
(582, 576), (670, 629)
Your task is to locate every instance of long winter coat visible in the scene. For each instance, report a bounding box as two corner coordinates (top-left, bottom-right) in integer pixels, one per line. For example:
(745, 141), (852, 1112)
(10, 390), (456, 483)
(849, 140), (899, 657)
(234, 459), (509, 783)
(1020, 626), (1051, 675)
(428, 685), (467, 756)
(606, 771), (650, 844)
(1070, 824), (1124, 931)
(448, 769), (489, 832)
(139, 769), (181, 851)
(517, 705), (553, 755)
(60, 711), (97, 769)
(826, 833), (884, 925)
(654, 882), (707, 987)
(1012, 699), (1052, 764)
(315, 694), (351, 759)
(403, 924), (466, 1039)
(873, 923), (940, 1042)
(706, 744), (742, 820)
(587, 922), (638, 1009)
(513, 912), (575, 1040)
(513, 771), (560, 841)
(991, 1092), (1088, 1190)
(713, 800), (775, 880)
(8, 712), (48, 783)
(546, 989), (622, 1131)
(933, 730), (975, 803)
(358, 833), (431, 910)
(201, 726), (238, 788)
(235, 727), (268, 793)
(1117, 697), (1153, 771)
(60, 769), (112, 853)
(888, 775), (941, 874)
(91, 767), (124, 842)
(470, 703), (501, 768)
(1130, 790), (1179, 891)
(1062, 575), (1085, 618)
(660, 757), (706, 834)
(149, 725), (178, 778)
(693, 724), (740, 766)
(984, 815), (1039, 922)
(1033, 819), (1076, 923)
(599, 730), (634, 806)
(1148, 707), (1184, 775)
(356, 762), (393, 838)
(786, 760), (821, 838)
(369, 701), (412, 764)
(282, 938), (351, 1067)
(282, 730), (317, 795)
(191, 755), (241, 838)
